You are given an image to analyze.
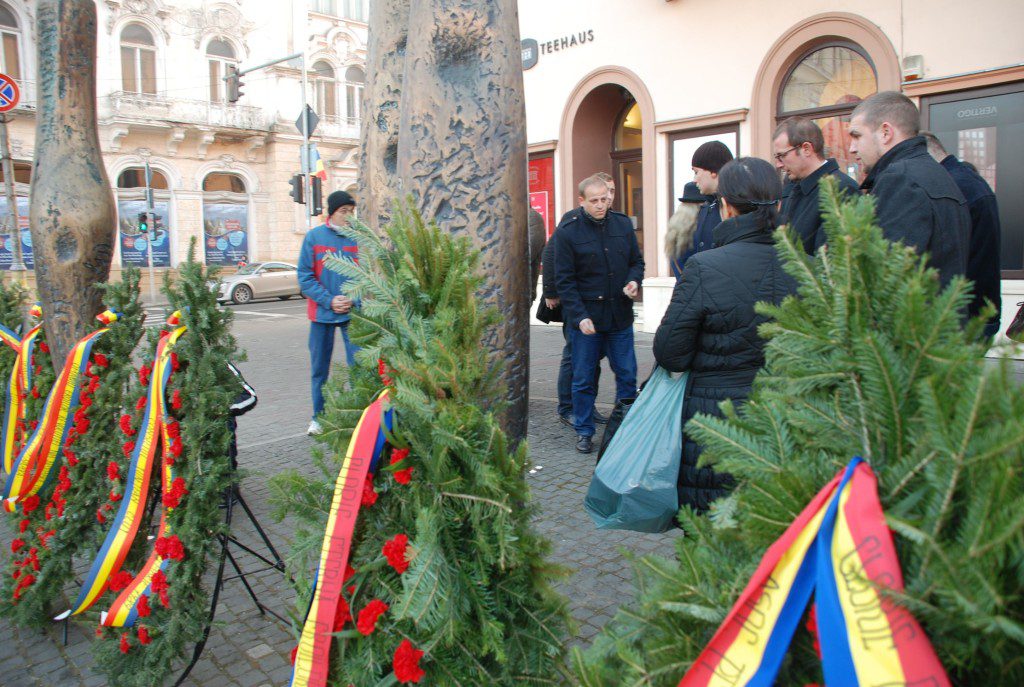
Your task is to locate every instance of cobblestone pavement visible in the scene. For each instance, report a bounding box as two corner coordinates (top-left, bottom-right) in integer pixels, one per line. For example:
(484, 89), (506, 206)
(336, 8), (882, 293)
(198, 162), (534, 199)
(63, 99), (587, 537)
(0, 299), (674, 685)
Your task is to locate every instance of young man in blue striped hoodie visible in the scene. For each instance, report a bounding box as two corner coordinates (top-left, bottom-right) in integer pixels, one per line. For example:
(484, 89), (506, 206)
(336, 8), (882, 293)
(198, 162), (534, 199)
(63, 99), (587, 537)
(297, 190), (360, 435)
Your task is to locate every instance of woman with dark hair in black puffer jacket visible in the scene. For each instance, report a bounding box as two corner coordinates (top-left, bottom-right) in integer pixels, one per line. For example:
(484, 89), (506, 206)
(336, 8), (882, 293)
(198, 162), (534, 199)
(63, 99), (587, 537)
(653, 157), (797, 514)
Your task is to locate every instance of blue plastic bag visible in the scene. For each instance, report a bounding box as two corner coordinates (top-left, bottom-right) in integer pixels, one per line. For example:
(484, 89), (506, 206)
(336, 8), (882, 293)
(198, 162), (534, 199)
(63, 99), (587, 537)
(584, 367), (688, 533)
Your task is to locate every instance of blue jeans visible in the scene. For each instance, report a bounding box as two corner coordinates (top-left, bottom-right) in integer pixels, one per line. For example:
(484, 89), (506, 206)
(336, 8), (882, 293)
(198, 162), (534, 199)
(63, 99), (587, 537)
(570, 326), (637, 437)
(557, 321), (602, 417)
(309, 321), (358, 418)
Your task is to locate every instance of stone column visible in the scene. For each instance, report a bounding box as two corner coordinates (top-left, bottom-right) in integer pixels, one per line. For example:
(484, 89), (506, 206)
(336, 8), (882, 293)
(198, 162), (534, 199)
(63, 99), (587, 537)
(358, 0), (411, 230)
(397, 0), (530, 442)
(30, 0), (115, 364)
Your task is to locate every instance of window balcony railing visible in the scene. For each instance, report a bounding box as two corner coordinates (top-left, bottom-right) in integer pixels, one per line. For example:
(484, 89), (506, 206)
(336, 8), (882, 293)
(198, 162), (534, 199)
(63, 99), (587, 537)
(10, 79), (37, 111)
(316, 114), (361, 140)
(103, 90), (269, 131)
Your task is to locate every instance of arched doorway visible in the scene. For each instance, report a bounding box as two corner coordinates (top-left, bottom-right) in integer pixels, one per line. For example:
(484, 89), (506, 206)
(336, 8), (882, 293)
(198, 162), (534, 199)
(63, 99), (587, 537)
(560, 67), (656, 273)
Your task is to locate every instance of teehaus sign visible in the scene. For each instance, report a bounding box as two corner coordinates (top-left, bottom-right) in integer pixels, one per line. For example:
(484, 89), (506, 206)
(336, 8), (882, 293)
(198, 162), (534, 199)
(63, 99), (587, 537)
(522, 29), (596, 70)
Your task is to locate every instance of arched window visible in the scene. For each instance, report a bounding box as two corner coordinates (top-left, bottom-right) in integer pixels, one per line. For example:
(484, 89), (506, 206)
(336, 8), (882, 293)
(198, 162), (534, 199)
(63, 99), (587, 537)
(206, 39), (236, 103)
(776, 42), (877, 176)
(0, 5), (21, 80)
(202, 172), (250, 265)
(120, 24), (157, 95)
(613, 101), (642, 151)
(345, 65), (364, 124)
(116, 167), (173, 268)
(311, 61), (337, 117)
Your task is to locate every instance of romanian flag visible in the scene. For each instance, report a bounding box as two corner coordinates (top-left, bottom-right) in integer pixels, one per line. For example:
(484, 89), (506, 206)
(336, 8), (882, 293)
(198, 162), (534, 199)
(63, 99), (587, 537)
(679, 457), (949, 687)
(310, 144), (327, 181)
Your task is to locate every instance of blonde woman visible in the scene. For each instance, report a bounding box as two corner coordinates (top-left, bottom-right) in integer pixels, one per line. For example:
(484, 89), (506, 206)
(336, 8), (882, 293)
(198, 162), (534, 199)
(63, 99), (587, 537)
(666, 182), (709, 281)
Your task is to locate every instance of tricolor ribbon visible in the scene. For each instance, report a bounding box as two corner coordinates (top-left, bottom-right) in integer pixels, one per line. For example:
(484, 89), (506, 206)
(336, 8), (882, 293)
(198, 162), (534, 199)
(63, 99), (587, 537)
(1, 323), (40, 475)
(2, 317), (116, 511)
(290, 389), (394, 687)
(57, 315), (186, 622)
(680, 457), (949, 687)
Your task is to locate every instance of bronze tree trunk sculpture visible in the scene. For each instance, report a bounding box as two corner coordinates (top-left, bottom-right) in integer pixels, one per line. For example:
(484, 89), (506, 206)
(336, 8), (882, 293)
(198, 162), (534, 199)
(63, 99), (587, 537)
(358, 0), (411, 231)
(395, 0), (530, 442)
(30, 0), (115, 364)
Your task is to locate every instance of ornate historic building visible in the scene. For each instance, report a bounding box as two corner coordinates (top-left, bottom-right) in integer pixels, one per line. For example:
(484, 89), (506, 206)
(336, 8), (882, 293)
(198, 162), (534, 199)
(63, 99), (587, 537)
(0, 0), (368, 278)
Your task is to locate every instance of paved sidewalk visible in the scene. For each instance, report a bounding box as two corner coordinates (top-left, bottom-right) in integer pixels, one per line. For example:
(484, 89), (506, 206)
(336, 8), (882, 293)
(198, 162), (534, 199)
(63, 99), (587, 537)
(0, 306), (672, 686)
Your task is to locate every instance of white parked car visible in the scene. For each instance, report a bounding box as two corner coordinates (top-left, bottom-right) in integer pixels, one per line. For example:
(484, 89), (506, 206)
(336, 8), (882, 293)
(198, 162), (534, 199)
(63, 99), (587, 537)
(215, 261), (302, 304)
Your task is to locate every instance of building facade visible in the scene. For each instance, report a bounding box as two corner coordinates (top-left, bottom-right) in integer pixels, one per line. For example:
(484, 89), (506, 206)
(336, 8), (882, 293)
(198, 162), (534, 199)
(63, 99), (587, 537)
(0, 0), (368, 281)
(519, 0), (1024, 340)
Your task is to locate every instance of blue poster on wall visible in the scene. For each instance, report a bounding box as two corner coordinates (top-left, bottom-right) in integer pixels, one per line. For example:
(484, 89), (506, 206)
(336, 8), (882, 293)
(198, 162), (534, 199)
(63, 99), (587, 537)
(202, 202), (249, 266)
(0, 196), (33, 270)
(118, 199), (171, 268)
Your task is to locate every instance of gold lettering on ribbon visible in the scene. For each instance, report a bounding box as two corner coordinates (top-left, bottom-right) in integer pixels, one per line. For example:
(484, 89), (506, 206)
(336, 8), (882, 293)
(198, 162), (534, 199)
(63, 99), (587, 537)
(706, 648), (745, 685)
(838, 535), (896, 650)
(735, 576), (780, 645)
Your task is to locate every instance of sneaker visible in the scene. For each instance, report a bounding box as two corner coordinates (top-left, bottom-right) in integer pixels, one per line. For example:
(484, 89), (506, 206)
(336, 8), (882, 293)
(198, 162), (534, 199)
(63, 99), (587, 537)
(575, 435), (594, 454)
(593, 408), (609, 424)
(307, 419), (323, 436)
(559, 413), (573, 428)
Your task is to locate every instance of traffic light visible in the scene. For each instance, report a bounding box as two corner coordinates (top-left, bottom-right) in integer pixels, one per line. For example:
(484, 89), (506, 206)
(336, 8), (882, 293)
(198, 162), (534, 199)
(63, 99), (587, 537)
(310, 176), (323, 217)
(137, 211), (149, 235)
(225, 64), (244, 103)
(288, 174), (304, 204)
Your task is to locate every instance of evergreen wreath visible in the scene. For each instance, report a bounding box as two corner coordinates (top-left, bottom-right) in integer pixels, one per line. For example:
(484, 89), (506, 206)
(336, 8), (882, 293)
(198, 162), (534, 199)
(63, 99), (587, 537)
(270, 205), (571, 685)
(90, 244), (242, 687)
(0, 268), (145, 627)
(573, 180), (1024, 685)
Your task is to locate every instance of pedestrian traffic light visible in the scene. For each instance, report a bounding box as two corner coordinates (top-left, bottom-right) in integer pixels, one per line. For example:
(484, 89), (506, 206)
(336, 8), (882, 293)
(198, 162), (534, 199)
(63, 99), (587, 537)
(225, 64), (244, 103)
(310, 176), (323, 217)
(137, 211), (148, 235)
(288, 174), (304, 204)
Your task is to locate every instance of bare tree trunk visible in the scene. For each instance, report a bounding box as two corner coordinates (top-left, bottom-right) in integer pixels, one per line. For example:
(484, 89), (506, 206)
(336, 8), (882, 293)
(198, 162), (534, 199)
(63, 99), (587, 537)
(397, 0), (530, 443)
(30, 0), (115, 364)
(358, 0), (411, 231)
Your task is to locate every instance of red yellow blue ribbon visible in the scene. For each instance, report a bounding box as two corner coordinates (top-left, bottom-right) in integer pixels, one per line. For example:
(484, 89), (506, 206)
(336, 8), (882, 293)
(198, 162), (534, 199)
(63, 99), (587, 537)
(679, 458), (948, 687)
(290, 389), (394, 687)
(57, 317), (186, 621)
(1, 323), (41, 475)
(2, 325), (110, 511)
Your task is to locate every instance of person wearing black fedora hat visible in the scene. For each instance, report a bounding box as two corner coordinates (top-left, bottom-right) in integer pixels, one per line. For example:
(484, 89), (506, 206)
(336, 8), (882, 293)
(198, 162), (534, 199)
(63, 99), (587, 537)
(297, 189), (360, 435)
(666, 181), (713, 281)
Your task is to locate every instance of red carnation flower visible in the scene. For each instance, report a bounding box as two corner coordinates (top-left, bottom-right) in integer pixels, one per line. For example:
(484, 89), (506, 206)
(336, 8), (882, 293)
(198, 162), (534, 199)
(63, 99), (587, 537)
(356, 599), (388, 636)
(393, 639), (426, 683)
(108, 570), (134, 593)
(80, 395), (93, 408)
(18, 519), (29, 533)
(361, 474), (378, 507)
(119, 632), (130, 654)
(382, 534), (410, 575)
(38, 341), (49, 354)
(168, 437), (183, 459)
(333, 597), (352, 632)
(65, 450), (78, 467)
(138, 364), (151, 387)
(165, 421), (180, 439)
(28, 420), (38, 431)
(122, 440), (136, 458)
(109, 489), (122, 503)
(30, 386), (39, 399)
(377, 358), (393, 385)
(170, 352), (180, 371)
(87, 376), (100, 394)
(135, 396), (147, 410)
(74, 417), (89, 435)
(150, 570), (170, 606)
(390, 448), (413, 484)
(11, 538), (25, 553)
(119, 414), (136, 437)
(343, 563), (356, 584)
(96, 509), (106, 524)
(137, 593), (151, 618)
(94, 353), (109, 368)
(137, 626), (151, 645)
(171, 389), (182, 410)
(21, 495), (39, 513)
(107, 462), (120, 481)
(155, 534), (185, 561)
(162, 478), (188, 510)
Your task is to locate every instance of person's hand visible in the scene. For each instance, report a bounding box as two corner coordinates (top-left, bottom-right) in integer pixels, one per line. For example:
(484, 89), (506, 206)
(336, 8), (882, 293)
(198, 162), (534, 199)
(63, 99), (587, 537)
(579, 318), (596, 335)
(545, 297), (560, 309)
(623, 281), (639, 299)
(330, 295), (353, 314)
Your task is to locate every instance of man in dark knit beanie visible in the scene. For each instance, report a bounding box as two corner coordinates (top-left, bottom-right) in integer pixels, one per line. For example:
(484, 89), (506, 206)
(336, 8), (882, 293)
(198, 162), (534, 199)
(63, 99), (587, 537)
(682, 141), (735, 270)
(297, 189), (360, 435)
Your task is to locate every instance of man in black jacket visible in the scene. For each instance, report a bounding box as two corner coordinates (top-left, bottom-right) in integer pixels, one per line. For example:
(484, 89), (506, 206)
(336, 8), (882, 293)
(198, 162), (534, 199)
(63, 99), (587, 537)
(774, 117), (859, 253)
(554, 175), (644, 453)
(849, 91), (969, 286)
(923, 132), (1002, 338)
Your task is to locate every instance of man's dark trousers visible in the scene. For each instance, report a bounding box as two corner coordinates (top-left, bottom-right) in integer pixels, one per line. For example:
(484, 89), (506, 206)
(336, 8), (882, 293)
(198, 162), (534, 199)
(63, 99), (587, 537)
(309, 321), (358, 417)
(557, 321), (601, 418)
(570, 327), (636, 437)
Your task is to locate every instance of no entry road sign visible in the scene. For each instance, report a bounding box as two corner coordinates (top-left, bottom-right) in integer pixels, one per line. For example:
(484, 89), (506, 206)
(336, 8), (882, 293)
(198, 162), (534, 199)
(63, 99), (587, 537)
(0, 74), (19, 112)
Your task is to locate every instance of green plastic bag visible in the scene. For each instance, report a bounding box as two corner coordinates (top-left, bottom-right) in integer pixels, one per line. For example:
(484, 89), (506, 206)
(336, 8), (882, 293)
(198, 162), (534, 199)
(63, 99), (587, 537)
(584, 367), (688, 533)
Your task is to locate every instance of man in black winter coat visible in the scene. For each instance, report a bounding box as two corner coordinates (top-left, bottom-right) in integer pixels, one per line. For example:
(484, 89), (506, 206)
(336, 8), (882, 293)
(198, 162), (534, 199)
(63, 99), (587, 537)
(849, 92), (970, 287)
(923, 132), (1002, 338)
(774, 117), (859, 253)
(554, 175), (644, 453)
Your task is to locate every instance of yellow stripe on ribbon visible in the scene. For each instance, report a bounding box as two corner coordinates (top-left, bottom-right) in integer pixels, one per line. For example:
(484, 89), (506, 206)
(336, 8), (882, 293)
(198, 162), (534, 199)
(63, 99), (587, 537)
(57, 324), (186, 621)
(2, 324), (40, 475)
